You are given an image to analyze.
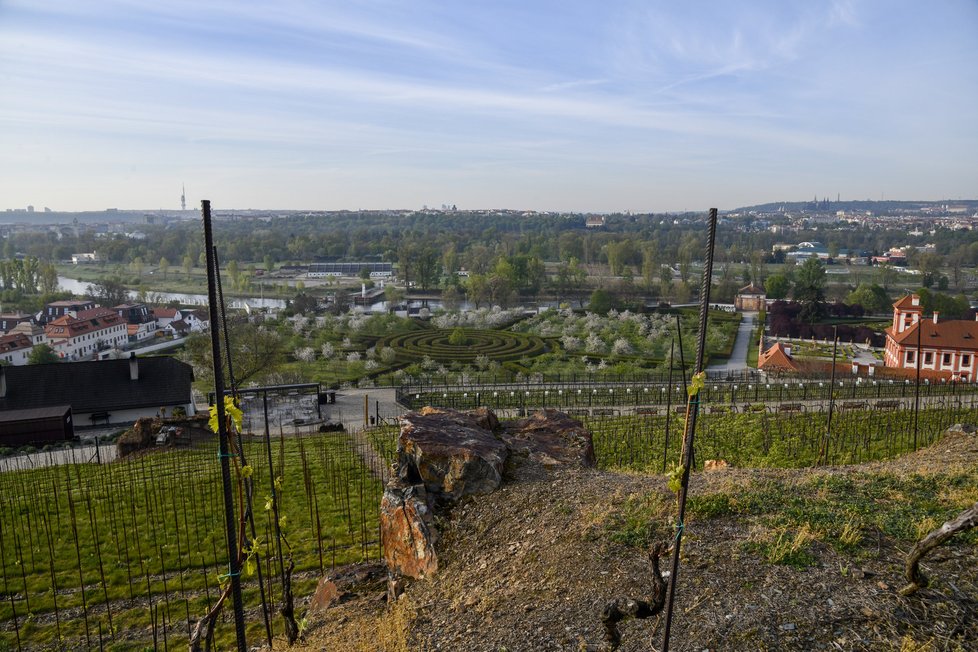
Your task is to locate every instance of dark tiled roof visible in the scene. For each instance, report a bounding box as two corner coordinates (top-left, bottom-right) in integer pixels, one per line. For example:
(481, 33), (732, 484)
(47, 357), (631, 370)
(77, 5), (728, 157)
(0, 405), (71, 423)
(0, 357), (193, 413)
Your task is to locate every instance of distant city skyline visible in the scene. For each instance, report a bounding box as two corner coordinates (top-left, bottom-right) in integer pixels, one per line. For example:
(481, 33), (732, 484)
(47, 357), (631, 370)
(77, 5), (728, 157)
(1, 1), (976, 213)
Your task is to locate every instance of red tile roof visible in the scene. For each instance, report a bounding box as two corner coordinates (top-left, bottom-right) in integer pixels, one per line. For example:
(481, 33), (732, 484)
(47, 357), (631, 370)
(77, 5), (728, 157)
(758, 342), (798, 371)
(737, 284), (765, 295)
(45, 310), (123, 340)
(0, 334), (32, 354)
(887, 318), (978, 351)
(893, 294), (922, 311)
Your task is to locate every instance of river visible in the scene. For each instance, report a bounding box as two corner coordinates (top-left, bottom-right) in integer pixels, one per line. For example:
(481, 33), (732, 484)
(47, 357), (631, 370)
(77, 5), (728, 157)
(57, 276), (286, 309)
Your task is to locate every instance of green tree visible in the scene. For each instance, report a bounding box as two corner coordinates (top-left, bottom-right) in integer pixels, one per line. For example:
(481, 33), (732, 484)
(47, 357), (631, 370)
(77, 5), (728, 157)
(793, 257), (827, 323)
(846, 283), (891, 314)
(588, 288), (618, 314)
(87, 278), (130, 306)
(28, 343), (59, 365)
(38, 262), (59, 295)
(466, 273), (490, 309)
(764, 273), (791, 300)
(414, 249), (442, 292)
(182, 255), (194, 278)
(159, 256), (170, 281)
(179, 318), (284, 389)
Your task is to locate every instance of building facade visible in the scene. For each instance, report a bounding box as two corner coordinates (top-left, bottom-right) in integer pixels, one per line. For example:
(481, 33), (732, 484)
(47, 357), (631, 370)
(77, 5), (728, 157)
(883, 294), (978, 381)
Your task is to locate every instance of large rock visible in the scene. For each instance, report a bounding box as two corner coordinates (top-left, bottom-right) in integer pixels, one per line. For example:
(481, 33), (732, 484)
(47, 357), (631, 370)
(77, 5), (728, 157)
(398, 408), (508, 503)
(380, 479), (438, 582)
(380, 478), (438, 599)
(499, 409), (596, 468)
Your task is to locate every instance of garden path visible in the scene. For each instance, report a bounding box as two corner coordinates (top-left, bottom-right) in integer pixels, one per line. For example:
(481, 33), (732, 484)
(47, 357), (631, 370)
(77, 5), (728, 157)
(707, 311), (756, 374)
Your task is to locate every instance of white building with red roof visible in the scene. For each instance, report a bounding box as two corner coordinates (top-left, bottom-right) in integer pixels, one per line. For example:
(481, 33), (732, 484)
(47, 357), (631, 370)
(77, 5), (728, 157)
(44, 307), (128, 361)
(883, 294), (978, 381)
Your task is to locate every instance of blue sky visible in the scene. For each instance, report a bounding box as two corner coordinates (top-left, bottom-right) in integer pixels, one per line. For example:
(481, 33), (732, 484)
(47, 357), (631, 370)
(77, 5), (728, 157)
(1, 0), (976, 212)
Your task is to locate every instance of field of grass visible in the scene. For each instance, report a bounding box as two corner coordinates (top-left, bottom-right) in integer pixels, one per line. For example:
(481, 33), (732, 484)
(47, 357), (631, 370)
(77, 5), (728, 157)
(0, 431), (384, 651)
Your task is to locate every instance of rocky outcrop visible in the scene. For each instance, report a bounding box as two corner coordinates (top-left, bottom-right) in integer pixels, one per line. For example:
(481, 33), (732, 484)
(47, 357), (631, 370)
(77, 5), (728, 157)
(380, 479), (439, 584)
(381, 407), (594, 598)
(499, 408), (596, 468)
(398, 407), (508, 503)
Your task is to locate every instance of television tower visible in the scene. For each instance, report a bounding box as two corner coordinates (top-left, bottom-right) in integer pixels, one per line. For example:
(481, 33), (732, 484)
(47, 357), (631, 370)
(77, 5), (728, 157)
(181, 184), (186, 211)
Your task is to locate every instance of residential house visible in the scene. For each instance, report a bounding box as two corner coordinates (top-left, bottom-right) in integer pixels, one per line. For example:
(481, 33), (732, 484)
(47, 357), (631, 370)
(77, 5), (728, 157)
(114, 303), (158, 342)
(181, 309), (210, 332)
(0, 334), (34, 366)
(9, 322), (46, 347)
(883, 294), (978, 381)
(164, 319), (192, 338)
(152, 306), (182, 329)
(45, 307), (128, 360)
(0, 355), (195, 426)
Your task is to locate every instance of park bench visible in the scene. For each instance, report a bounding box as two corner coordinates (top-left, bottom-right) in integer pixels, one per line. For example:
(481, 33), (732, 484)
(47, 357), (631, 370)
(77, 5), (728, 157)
(89, 411), (111, 425)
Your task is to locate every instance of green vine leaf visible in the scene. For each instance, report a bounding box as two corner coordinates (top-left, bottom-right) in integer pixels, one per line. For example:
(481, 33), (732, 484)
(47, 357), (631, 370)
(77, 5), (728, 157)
(667, 463), (685, 494)
(687, 371), (706, 397)
(208, 396), (244, 433)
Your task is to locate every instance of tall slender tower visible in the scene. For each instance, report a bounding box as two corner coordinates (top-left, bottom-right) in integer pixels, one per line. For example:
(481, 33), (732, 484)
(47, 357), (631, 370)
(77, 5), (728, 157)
(181, 184), (186, 211)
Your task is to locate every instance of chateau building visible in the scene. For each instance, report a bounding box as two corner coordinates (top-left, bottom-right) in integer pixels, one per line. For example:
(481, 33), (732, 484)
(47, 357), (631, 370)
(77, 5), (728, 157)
(883, 294), (978, 381)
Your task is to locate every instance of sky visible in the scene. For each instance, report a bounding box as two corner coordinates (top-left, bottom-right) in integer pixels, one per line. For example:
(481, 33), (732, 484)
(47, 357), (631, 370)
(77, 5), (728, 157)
(1, 0), (976, 213)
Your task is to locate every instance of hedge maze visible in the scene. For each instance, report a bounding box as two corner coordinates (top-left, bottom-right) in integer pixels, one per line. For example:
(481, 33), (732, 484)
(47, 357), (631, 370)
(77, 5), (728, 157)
(381, 328), (548, 364)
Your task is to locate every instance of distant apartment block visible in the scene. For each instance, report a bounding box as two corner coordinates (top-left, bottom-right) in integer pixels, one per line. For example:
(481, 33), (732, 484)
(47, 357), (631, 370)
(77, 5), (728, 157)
(305, 262), (393, 278)
(71, 252), (100, 264)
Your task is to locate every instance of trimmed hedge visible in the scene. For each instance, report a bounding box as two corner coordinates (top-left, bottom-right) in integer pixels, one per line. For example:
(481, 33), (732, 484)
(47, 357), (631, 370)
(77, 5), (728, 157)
(380, 328), (548, 364)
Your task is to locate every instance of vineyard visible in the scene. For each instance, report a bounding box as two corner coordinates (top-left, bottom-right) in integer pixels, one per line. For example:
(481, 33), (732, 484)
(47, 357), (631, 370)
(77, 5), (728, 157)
(1, 381), (977, 649)
(0, 429), (385, 651)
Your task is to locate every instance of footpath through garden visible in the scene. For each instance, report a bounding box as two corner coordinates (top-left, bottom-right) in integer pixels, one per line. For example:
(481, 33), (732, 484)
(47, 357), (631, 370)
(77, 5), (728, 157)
(708, 311), (756, 374)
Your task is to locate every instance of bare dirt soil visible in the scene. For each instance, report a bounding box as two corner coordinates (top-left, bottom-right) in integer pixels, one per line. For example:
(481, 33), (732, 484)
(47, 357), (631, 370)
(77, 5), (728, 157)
(285, 429), (978, 652)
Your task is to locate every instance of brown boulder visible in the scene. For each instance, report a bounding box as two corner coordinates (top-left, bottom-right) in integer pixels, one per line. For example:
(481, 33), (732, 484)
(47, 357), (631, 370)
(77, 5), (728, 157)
(398, 409), (508, 503)
(499, 409), (596, 468)
(380, 479), (438, 582)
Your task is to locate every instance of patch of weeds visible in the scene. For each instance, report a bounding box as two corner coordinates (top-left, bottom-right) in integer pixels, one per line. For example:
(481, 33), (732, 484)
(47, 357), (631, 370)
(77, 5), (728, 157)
(604, 491), (668, 548)
(745, 524), (817, 568)
(899, 636), (936, 652)
(686, 492), (735, 518)
(830, 512), (864, 552)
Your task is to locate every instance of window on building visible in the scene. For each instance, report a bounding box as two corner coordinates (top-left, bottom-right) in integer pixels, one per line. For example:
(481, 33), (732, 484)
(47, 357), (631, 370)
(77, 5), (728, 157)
(963, 355), (971, 366)
(924, 352), (933, 364)
(943, 353), (952, 366)
(906, 351), (915, 364)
